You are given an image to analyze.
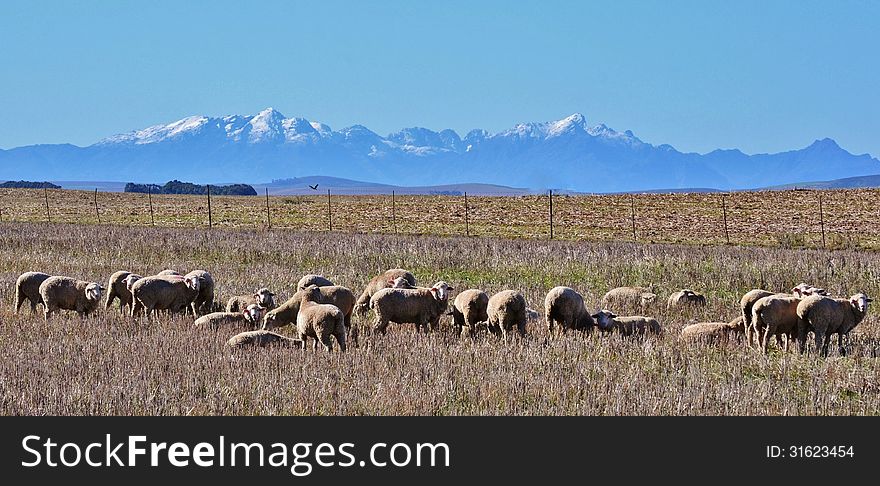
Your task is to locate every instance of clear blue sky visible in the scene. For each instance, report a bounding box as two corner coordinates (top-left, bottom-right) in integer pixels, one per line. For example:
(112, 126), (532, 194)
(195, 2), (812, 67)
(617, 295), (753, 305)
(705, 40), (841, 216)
(1, 0), (877, 156)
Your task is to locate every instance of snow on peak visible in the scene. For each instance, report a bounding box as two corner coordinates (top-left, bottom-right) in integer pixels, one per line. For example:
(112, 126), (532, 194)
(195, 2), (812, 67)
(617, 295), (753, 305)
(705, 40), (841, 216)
(547, 113), (587, 137)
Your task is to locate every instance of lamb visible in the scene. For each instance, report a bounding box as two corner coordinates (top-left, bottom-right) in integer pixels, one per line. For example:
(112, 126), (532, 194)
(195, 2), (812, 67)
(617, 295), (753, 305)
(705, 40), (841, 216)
(105, 270), (142, 315)
(451, 289), (489, 337)
(184, 270), (215, 315)
(194, 304), (266, 331)
(544, 286), (595, 334)
(666, 289), (706, 310)
(226, 287), (276, 312)
(38, 276), (103, 319)
(796, 293), (871, 357)
(600, 286), (657, 312)
(752, 294), (805, 353)
(680, 317), (744, 344)
(368, 281), (453, 334)
(294, 286), (347, 351)
(262, 285), (356, 334)
(130, 274), (201, 317)
(355, 268), (417, 316)
(591, 310), (661, 336)
(483, 290), (528, 338)
(296, 274), (334, 291)
(14, 271), (51, 313)
(226, 330), (303, 349)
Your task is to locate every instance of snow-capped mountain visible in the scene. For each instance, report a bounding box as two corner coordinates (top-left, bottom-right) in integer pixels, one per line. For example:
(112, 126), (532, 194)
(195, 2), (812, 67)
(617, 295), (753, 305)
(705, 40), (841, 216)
(2, 107), (878, 192)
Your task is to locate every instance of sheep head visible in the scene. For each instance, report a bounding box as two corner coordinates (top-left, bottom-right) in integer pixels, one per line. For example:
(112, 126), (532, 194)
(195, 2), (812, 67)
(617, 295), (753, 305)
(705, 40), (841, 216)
(850, 293), (872, 313)
(640, 293), (657, 307)
(244, 304), (267, 323)
(85, 283), (103, 301)
(792, 283), (829, 297)
(123, 274), (142, 291)
(389, 276), (413, 289)
(184, 276), (201, 292)
(262, 310), (280, 330)
(429, 281), (454, 301)
(255, 287), (275, 307)
(591, 310), (617, 331)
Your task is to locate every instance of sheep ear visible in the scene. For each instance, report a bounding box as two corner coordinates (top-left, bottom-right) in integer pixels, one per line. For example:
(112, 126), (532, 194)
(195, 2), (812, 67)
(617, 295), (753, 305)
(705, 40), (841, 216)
(447, 286), (454, 291)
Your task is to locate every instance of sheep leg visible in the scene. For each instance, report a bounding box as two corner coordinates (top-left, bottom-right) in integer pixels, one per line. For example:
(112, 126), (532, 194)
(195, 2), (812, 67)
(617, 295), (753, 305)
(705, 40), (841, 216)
(334, 325), (347, 352)
(517, 321), (526, 338)
(775, 333), (785, 351)
(373, 317), (389, 335)
(797, 324), (808, 354)
(546, 318), (555, 335)
(814, 331), (826, 357)
(760, 327), (771, 354)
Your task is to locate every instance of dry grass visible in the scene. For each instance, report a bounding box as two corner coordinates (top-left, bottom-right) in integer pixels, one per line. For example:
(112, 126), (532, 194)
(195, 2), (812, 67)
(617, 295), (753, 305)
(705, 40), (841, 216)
(1, 222), (880, 415)
(0, 187), (877, 249)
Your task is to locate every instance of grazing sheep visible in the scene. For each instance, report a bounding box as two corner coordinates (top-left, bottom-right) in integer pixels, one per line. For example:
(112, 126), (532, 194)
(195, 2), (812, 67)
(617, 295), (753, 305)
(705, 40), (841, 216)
(226, 330), (303, 349)
(451, 289), (489, 337)
(368, 281), (453, 334)
(194, 304), (266, 331)
(796, 293), (872, 357)
(591, 310), (661, 336)
(483, 290), (528, 338)
(184, 270), (215, 316)
(680, 317), (744, 344)
(130, 274), (201, 317)
(544, 286), (595, 334)
(666, 289), (706, 310)
(601, 286), (657, 312)
(294, 286), (347, 351)
(296, 274), (334, 291)
(226, 288), (276, 313)
(262, 285), (356, 333)
(14, 271), (51, 313)
(741, 284), (828, 347)
(157, 269), (180, 276)
(752, 294), (804, 353)
(355, 268), (417, 316)
(105, 270), (142, 315)
(38, 276), (103, 319)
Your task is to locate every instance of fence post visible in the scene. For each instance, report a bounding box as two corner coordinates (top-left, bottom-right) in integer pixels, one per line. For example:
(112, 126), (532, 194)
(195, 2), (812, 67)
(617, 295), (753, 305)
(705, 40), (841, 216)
(464, 191), (469, 237)
(44, 187), (51, 223)
(818, 193), (826, 249)
(630, 194), (637, 240)
(207, 184), (213, 229)
(94, 188), (100, 224)
(721, 193), (730, 245)
(549, 189), (554, 239)
(0, 206), (3, 223)
(327, 189), (332, 231)
(265, 188), (271, 230)
(148, 185), (155, 227)
(392, 190), (396, 234)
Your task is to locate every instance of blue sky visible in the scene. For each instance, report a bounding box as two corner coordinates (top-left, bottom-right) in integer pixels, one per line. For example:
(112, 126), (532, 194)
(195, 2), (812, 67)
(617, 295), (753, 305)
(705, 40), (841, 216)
(1, 0), (877, 156)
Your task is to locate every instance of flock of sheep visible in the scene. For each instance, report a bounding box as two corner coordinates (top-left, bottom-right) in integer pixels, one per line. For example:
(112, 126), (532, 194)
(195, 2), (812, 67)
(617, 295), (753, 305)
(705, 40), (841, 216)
(12, 267), (872, 357)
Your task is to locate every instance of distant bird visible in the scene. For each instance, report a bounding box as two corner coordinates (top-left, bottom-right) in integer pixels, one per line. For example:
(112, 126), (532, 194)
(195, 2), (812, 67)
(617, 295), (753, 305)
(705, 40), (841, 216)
(309, 184), (319, 191)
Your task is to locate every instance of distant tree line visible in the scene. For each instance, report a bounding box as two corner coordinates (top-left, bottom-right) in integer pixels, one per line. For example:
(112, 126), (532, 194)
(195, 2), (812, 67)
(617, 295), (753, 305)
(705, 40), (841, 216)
(0, 180), (62, 189)
(124, 180), (257, 196)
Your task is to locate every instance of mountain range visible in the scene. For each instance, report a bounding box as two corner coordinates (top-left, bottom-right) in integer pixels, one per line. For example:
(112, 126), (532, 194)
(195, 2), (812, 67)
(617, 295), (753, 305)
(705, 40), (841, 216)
(1, 108), (877, 192)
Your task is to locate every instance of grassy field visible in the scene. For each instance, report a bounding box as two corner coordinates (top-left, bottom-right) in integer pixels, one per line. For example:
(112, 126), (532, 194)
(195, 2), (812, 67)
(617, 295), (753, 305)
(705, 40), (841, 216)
(1, 187), (878, 249)
(1, 222), (879, 415)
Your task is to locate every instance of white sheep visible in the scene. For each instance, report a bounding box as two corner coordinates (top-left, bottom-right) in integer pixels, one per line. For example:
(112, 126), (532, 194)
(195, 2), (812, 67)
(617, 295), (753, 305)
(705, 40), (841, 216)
(483, 290), (528, 338)
(262, 285), (355, 335)
(130, 274), (201, 317)
(14, 271), (51, 313)
(296, 274), (334, 291)
(600, 286), (657, 312)
(368, 281), (453, 334)
(355, 269), (417, 316)
(38, 276), (103, 319)
(796, 293), (872, 357)
(451, 289), (489, 338)
(295, 286), (347, 352)
(226, 330), (303, 349)
(741, 284), (828, 348)
(226, 287), (276, 313)
(680, 317), (745, 344)
(544, 286), (594, 334)
(105, 270), (142, 315)
(185, 270), (215, 316)
(194, 304), (266, 331)
(666, 289), (706, 310)
(591, 310), (661, 336)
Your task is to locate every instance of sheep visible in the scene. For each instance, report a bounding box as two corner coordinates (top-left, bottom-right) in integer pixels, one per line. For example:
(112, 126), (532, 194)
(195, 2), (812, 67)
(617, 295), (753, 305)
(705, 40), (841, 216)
(184, 270), (215, 316)
(390, 276), (415, 289)
(483, 290), (528, 338)
(14, 271), (51, 313)
(123, 273), (143, 292)
(680, 317), (744, 344)
(796, 293), (871, 357)
(591, 310), (661, 336)
(38, 276), (103, 319)
(157, 269), (180, 276)
(600, 286), (657, 312)
(368, 281), (453, 335)
(741, 284), (828, 347)
(130, 274), (201, 317)
(666, 289), (706, 310)
(544, 286), (595, 334)
(451, 289), (489, 338)
(355, 268), (417, 316)
(296, 274), (334, 291)
(105, 270), (142, 315)
(226, 287), (276, 313)
(194, 304), (266, 331)
(752, 294), (806, 353)
(226, 330), (303, 349)
(262, 285), (356, 334)
(294, 286), (347, 351)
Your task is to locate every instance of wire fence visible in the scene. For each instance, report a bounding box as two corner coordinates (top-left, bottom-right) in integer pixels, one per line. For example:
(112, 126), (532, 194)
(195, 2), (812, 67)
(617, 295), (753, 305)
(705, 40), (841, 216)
(0, 187), (876, 249)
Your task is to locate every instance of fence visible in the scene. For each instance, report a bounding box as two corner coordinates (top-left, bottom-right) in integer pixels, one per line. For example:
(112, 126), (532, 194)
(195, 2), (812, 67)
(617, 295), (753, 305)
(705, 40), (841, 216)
(0, 187), (875, 249)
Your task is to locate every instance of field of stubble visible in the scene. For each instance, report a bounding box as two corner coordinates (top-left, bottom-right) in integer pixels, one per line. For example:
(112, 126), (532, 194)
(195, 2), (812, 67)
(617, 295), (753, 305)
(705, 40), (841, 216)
(1, 222), (879, 415)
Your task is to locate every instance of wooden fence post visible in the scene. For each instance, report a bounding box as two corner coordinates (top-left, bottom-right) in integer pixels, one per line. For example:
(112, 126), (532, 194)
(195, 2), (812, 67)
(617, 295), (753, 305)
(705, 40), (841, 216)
(630, 194), (637, 241)
(818, 193), (826, 249)
(207, 184), (213, 229)
(148, 186), (155, 227)
(392, 190), (397, 234)
(44, 187), (51, 223)
(94, 188), (100, 224)
(721, 194), (730, 245)
(265, 188), (271, 229)
(0, 206), (3, 223)
(549, 190), (554, 239)
(464, 191), (469, 237)
(327, 189), (332, 231)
